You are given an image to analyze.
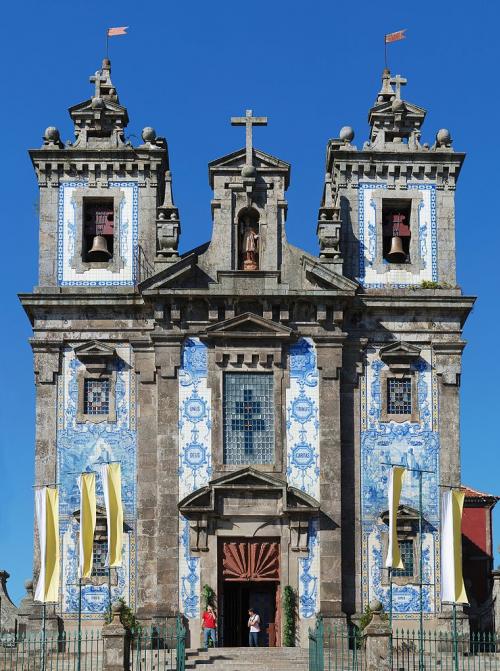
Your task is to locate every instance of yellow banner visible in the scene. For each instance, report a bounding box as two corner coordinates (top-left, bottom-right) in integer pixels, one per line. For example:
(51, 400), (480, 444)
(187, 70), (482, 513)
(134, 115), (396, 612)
(100, 463), (123, 568)
(441, 489), (467, 604)
(385, 466), (406, 569)
(79, 473), (96, 579)
(44, 487), (60, 603)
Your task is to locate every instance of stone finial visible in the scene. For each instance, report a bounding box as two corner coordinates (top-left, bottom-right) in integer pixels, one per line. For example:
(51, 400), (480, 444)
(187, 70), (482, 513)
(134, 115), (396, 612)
(110, 600), (124, 624)
(435, 128), (452, 149)
(339, 126), (355, 144)
(42, 126), (63, 149)
(142, 127), (157, 143)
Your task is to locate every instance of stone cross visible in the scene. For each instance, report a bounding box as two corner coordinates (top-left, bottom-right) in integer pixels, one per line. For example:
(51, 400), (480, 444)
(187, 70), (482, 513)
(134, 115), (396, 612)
(90, 70), (107, 98)
(390, 74), (407, 99)
(232, 389), (266, 455)
(231, 109), (268, 166)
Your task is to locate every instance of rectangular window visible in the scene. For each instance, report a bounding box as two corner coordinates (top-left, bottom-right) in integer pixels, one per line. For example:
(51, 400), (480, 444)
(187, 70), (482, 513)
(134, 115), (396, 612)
(223, 373), (275, 465)
(382, 199), (411, 263)
(83, 199), (114, 262)
(392, 539), (414, 577)
(91, 540), (108, 577)
(387, 377), (412, 415)
(84, 378), (110, 416)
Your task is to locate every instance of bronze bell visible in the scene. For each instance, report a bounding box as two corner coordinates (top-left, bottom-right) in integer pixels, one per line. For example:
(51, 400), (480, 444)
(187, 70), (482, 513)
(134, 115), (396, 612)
(87, 235), (112, 259)
(386, 235), (406, 263)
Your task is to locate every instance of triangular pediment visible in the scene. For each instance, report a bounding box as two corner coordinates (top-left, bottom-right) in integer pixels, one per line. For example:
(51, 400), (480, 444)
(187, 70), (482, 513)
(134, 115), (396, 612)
(205, 312), (294, 339)
(178, 467), (319, 516)
(381, 505), (420, 526)
(380, 341), (421, 359)
(69, 98), (128, 117)
(209, 147), (290, 171)
(371, 100), (426, 119)
(73, 340), (116, 358)
(302, 256), (358, 292)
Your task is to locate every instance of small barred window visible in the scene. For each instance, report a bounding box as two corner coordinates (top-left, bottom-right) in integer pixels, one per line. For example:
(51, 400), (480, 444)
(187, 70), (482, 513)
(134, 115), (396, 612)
(91, 540), (108, 577)
(387, 377), (412, 415)
(84, 378), (110, 415)
(393, 539), (414, 577)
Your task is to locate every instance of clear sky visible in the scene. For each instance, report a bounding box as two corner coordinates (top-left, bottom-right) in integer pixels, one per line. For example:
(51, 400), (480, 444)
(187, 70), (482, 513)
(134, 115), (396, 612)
(1, 0), (499, 605)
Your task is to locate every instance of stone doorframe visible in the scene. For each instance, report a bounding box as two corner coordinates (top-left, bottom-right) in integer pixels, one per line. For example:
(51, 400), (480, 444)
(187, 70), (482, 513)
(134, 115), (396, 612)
(178, 467), (320, 554)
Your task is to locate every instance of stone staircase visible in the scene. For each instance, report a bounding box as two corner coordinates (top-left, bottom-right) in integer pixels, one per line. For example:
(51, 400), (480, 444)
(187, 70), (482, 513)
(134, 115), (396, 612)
(185, 646), (309, 670)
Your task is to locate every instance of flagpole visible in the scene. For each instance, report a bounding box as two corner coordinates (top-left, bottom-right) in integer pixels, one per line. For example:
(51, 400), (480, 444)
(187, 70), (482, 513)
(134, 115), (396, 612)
(77, 578), (82, 671)
(41, 603), (47, 671)
(452, 603), (459, 671)
(108, 567), (112, 617)
(106, 30), (109, 59)
(384, 35), (388, 69)
(418, 471), (424, 671)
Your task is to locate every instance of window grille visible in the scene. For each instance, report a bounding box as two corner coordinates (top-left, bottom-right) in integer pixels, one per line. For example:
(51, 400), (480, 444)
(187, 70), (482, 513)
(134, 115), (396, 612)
(387, 377), (412, 415)
(223, 373), (275, 464)
(84, 378), (110, 415)
(91, 540), (108, 577)
(393, 539), (414, 577)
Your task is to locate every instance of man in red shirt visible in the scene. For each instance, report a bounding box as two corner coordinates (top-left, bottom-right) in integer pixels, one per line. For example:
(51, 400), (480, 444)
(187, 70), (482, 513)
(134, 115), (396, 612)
(201, 605), (217, 648)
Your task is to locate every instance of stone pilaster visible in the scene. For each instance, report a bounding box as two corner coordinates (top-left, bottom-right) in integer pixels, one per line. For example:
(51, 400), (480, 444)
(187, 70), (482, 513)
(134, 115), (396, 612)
(316, 337), (344, 621)
(155, 340), (182, 620)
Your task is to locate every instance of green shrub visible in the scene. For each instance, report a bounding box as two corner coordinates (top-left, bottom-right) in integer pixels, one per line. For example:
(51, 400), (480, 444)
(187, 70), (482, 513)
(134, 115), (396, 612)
(283, 585), (296, 647)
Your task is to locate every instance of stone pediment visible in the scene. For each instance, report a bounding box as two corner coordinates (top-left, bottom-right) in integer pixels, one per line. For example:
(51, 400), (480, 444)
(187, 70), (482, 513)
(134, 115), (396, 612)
(73, 340), (116, 361)
(371, 100), (426, 119)
(178, 467), (319, 517)
(208, 148), (290, 188)
(380, 505), (421, 527)
(380, 341), (421, 371)
(69, 98), (128, 117)
(302, 256), (358, 292)
(204, 312), (294, 340)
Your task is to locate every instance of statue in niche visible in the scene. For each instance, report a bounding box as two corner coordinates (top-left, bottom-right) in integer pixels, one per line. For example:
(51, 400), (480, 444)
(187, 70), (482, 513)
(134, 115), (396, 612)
(240, 215), (259, 270)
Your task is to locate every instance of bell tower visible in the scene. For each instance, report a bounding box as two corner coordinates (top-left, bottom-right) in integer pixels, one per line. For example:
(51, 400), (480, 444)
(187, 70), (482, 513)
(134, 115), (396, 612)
(202, 109), (290, 278)
(29, 58), (179, 288)
(318, 69), (464, 287)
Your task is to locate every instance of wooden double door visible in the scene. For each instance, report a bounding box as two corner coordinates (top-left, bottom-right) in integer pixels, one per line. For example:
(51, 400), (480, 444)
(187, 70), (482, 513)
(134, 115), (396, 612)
(219, 539), (281, 647)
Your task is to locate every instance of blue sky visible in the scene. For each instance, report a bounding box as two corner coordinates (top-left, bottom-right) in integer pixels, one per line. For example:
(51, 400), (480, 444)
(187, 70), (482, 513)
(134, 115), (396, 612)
(1, 0), (499, 605)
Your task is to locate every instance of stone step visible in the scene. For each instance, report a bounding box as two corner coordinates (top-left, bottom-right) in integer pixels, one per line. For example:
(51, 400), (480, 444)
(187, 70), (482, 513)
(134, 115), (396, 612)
(185, 647), (309, 671)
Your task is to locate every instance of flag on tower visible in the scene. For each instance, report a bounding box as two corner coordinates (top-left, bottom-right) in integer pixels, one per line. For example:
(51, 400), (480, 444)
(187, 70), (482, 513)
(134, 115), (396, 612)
(107, 26), (128, 37)
(385, 466), (406, 569)
(441, 489), (468, 604)
(385, 29), (407, 43)
(34, 487), (60, 603)
(97, 463), (123, 567)
(78, 473), (96, 579)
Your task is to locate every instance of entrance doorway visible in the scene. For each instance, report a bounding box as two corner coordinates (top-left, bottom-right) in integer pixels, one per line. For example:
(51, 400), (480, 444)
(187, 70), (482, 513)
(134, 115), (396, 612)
(222, 581), (278, 647)
(218, 539), (281, 647)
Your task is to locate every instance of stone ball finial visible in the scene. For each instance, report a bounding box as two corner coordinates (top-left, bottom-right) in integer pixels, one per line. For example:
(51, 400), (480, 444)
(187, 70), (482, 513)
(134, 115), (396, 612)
(102, 58), (111, 69)
(391, 98), (404, 112)
(91, 96), (105, 109)
(44, 126), (60, 142)
(339, 126), (354, 143)
(111, 600), (124, 614)
(142, 127), (157, 143)
(24, 579), (33, 590)
(158, 211), (166, 220)
(369, 599), (383, 613)
(436, 128), (451, 146)
(241, 164), (256, 178)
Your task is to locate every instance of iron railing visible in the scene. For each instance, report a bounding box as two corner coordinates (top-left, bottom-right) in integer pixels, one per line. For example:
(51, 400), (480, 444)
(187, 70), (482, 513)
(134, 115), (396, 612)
(130, 618), (185, 671)
(309, 617), (500, 671)
(392, 629), (499, 671)
(0, 629), (103, 671)
(309, 617), (363, 671)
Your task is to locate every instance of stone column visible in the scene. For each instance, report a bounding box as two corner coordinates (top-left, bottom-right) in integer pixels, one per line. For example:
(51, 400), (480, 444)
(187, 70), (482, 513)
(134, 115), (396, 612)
(315, 337), (345, 623)
(102, 602), (130, 671)
(363, 600), (391, 671)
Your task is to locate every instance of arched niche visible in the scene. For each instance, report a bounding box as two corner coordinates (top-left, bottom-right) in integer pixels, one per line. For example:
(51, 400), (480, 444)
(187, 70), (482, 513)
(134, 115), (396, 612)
(238, 208), (260, 270)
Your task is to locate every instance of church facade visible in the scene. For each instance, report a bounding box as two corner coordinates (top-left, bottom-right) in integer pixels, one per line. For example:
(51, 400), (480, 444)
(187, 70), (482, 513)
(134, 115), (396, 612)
(21, 59), (474, 646)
